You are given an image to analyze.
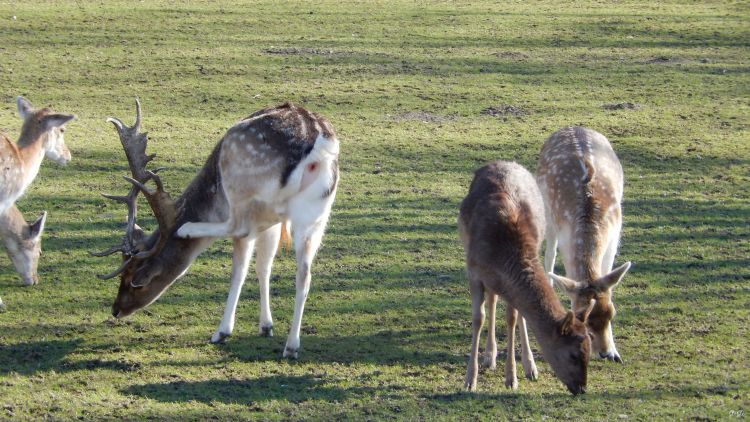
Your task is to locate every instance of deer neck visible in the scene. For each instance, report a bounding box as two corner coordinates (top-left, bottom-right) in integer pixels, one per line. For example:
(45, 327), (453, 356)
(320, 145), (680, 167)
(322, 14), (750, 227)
(507, 260), (569, 339)
(0, 206), (25, 240)
(570, 225), (605, 283)
(15, 130), (47, 186)
(153, 142), (228, 272)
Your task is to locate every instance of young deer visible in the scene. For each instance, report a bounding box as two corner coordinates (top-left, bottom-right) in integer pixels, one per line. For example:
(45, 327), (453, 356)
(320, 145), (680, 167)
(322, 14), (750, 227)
(95, 100), (339, 359)
(537, 127), (631, 363)
(0, 206), (46, 308)
(0, 97), (74, 214)
(460, 161), (593, 395)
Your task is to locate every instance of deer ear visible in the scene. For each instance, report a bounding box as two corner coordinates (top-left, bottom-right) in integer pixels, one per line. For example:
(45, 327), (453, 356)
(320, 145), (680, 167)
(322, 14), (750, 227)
(596, 261), (631, 291)
(131, 263), (161, 288)
(549, 272), (585, 293)
(28, 211), (47, 240)
(17, 96), (34, 120)
(560, 310), (576, 335)
(581, 299), (596, 325)
(131, 223), (147, 246)
(42, 113), (76, 131)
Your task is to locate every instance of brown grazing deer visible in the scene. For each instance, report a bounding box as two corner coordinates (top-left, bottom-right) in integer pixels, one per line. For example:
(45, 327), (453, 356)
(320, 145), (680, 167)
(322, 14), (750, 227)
(95, 100), (339, 358)
(0, 206), (46, 308)
(537, 127), (631, 363)
(459, 161), (593, 395)
(0, 97), (74, 215)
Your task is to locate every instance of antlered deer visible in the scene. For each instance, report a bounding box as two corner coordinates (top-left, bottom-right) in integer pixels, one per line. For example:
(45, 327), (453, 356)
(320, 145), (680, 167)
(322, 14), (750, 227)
(0, 206), (46, 308)
(95, 100), (339, 358)
(459, 161), (593, 395)
(0, 97), (74, 215)
(537, 127), (631, 363)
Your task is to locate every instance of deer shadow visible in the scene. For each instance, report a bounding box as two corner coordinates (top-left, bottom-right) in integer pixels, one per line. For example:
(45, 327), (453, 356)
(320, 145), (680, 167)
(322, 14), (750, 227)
(121, 374), (382, 405)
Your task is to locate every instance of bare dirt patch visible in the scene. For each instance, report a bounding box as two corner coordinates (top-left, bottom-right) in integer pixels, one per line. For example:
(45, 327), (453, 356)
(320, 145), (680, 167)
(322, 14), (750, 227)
(263, 47), (351, 56)
(643, 56), (690, 65)
(493, 51), (530, 60)
(602, 102), (641, 110)
(390, 111), (457, 123)
(480, 105), (528, 118)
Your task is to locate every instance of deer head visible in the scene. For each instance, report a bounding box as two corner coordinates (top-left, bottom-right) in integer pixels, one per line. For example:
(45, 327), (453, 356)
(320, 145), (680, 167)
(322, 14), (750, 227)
(17, 96), (73, 165)
(93, 99), (181, 317)
(540, 301), (595, 395)
(1, 208), (46, 286)
(550, 262), (631, 362)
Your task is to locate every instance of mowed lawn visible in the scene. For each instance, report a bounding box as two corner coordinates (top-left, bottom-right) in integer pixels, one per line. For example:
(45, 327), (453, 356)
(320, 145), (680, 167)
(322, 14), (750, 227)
(0, 1), (748, 420)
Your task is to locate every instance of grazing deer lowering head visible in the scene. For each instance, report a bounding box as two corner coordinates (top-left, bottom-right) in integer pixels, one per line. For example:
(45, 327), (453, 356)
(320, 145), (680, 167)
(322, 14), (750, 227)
(537, 127), (631, 363)
(0, 205), (46, 308)
(459, 161), (593, 395)
(0, 205), (46, 286)
(0, 97), (74, 214)
(96, 100), (339, 359)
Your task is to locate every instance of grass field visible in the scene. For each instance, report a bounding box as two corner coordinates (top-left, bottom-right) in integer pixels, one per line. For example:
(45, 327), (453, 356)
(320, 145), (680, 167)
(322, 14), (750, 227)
(0, 1), (748, 420)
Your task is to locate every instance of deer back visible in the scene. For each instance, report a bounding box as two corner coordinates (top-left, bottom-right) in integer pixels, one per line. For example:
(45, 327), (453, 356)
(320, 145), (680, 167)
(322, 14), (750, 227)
(537, 127), (624, 281)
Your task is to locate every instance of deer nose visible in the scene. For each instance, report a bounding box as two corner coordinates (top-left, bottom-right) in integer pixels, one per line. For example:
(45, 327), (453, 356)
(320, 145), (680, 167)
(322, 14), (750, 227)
(567, 383), (587, 395)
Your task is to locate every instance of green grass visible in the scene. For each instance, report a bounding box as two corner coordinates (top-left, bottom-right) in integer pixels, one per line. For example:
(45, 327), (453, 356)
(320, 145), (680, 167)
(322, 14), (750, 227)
(0, 0), (748, 420)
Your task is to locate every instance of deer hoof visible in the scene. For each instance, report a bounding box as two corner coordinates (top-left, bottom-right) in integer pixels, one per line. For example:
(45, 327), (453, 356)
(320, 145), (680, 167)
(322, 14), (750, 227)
(176, 224), (193, 239)
(464, 379), (477, 392)
(505, 377), (519, 390)
(283, 346), (299, 359)
(259, 326), (274, 337)
(525, 367), (538, 381)
(210, 331), (231, 344)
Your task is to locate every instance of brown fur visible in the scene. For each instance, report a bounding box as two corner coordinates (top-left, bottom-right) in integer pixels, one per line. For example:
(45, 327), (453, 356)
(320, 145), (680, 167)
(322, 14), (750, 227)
(460, 161), (591, 395)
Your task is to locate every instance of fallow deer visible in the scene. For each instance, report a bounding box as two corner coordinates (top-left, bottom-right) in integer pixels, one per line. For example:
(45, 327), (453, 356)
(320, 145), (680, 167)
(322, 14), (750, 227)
(537, 127), (631, 363)
(459, 161), (593, 395)
(95, 100), (339, 359)
(0, 97), (74, 215)
(0, 206), (46, 308)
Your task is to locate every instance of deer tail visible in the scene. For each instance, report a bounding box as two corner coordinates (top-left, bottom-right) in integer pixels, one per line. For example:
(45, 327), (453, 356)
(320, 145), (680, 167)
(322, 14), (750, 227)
(277, 220), (292, 256)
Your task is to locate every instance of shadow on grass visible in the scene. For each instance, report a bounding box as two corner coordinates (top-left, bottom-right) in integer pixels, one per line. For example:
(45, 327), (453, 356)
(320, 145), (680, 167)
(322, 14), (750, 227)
(213, 329), (464, 367)
(0, 339), (81, 375)
(427, 381), (744, 403)
(122, 375), (376, 404)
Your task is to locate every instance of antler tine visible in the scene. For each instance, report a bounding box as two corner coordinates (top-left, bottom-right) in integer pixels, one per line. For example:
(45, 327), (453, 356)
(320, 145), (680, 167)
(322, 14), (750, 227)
(92, 183), (141, 259)
(90, 245), (126, 257)
(106, 117), (126, 134)
(134, 98), (142, 133)
(146, 170), (165, 191)
(97, 256), (134, 280)
(124, 175), (154, 196)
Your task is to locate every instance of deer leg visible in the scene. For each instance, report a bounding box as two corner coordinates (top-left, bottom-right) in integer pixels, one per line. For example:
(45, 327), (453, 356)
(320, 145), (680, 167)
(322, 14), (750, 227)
(282, 221), (325, 359)
(518, 316), (538, 380)
(254, 224), (281, 337)
(465, 280), (485, 391)
(544, 230), (558, 286)
(177, 198), (253, 239)
(483, 293), (498, 370)
(601, 219), (622, 275)
(505, 306), (519, 389)
(211, 235), (255, 344)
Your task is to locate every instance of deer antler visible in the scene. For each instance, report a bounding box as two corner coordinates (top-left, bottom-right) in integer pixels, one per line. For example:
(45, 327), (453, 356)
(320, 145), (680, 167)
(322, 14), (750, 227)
(93, 99), (178, 280)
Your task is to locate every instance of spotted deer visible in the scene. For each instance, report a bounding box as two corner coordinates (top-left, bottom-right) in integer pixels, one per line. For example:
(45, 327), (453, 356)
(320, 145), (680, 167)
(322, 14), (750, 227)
(459, 161), (594, 395)
(95, 100), (339, 358)
(537, 127), (631, 363)
(0, 97), (74, 215)
(0, 206), (46, 308)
